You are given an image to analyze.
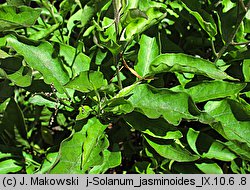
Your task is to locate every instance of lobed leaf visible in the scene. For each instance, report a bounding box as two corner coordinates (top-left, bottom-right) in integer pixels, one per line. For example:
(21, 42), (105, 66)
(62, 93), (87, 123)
(187, 128), (237, 161)
(148, 53), (236, 80)
(205, 99), (250, 146)
(7, 36), (70, 93)
(49, 118), (120, 173)
(0, 56), (32, 87)
(125, 84), (210, 125)
(181, 0), (217, 38)
(65, 71), (108, 93)
(172, 81), (246, 103)
(145, 136), (200, 162)
(124, 112), (183, 140)
(0, 5), (41, 31)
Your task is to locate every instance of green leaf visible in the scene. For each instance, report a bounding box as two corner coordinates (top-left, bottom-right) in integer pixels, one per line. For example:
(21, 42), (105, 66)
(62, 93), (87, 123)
(65, 71), (108, 93)
(135, 34), (159, 77)
(172, 81), (246, 103)
(181, 0), (217, 38)
(124, 7), (167, 40)
(76, 106), (92, 120)
(205, 99), (250, 146)
(0, 80), (14, 103)
(187, 128), (237, 161)
(36, 151), (58, 174)
(122, 8), (148, 26)
(222, 0), (236, 13)
(0, 5), (41, 31)
(133, 161), (155, 174)
(50, 118), (119, 173)
(126, 84), (207, 125)
(148, 53), (236, 80)
(28, 95), (57, 108)
(145, 136), (200, 162)
(243, 59), (250, 82)
(0, 159), (22, 174)
(195, 163), (223, 174)
(7, 36), (70, 93)
(57, 43), (91, 77)
(7, 0), (31, 6)
(67, 5), (95, 38)
(0, 98), (27, 140)
(0, 56), (32, 87)
(124, 112), (183, 140)
(225, 141), (250, 160)
(89, 150), (121, 174)
(29, 23), (60, 40)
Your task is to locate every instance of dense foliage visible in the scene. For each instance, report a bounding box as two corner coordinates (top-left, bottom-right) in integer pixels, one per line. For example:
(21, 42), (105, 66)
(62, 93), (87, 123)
(0, 0), (250, 174)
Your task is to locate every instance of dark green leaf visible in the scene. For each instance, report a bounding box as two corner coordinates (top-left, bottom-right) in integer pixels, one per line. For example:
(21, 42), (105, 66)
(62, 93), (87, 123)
(0, 98), (27, 140)
(181, 0), (217, 37)
(124, 112), (183, 140)
(0, 56), (32, 87)
(0, 80), (14, 103)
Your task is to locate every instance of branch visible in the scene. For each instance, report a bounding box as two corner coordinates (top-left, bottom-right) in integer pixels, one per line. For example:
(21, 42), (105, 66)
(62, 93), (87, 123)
(112, 0), (123, 89)
(214, 0), (250, 63)
(231, 40), (250, 46)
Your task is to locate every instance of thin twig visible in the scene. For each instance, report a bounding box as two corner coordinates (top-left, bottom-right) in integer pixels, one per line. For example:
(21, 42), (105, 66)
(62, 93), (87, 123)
(211, 39), (218, 57)
(231, 40), (250, 46)
(121, 57), (142, 79)
(214, 0), (250, 63)
(239, 0), (247, 11)
(112, 0), (123, 89)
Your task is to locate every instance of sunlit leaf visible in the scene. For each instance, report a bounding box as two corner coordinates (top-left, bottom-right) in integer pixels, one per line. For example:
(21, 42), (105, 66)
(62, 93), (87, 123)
(135, 34), (159, 77)
(148, 53), (236, 80)
(0, 159), (22, 174)
(145, 136), (200, 162)
(7, 36), (70, 93)
(0, 5), (41, 31)
(187, 128), (237, 161)
(243, 59), (250, 82)
(205, 99), (250, 146)
(172, 81), (246, 103)
(65, 71), (108, 93)
(50, 118), (120, 173)
(125, 84), (211, 125)
(195, 163), (223, 174)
